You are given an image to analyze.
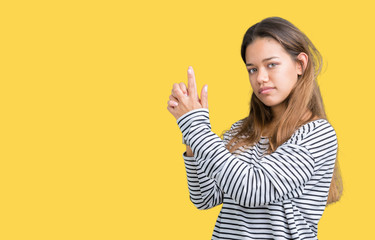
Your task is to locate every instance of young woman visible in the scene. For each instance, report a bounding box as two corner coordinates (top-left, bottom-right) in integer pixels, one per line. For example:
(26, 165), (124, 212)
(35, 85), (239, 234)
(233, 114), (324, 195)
(167, 17), (343, 240)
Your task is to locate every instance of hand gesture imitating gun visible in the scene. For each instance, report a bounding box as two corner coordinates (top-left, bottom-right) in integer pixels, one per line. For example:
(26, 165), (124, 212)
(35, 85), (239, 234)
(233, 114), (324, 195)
(167, 66), (208, 120)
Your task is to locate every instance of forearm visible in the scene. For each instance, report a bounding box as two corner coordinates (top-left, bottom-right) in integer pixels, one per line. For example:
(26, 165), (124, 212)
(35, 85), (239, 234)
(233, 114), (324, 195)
(183, 153), (223, 209)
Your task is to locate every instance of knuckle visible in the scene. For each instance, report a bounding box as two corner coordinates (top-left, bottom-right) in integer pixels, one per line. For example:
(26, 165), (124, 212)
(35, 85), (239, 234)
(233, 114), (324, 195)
(172, 88), (181, 97)
(179, 82), (186, 89)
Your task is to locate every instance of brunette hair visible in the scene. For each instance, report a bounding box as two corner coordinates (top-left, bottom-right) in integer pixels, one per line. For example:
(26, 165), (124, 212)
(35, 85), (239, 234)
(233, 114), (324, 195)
(226, 17), (342, 205)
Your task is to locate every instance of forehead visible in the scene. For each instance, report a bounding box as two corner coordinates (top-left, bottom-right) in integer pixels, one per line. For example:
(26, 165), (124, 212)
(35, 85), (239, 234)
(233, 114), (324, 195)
(245, 37), (289, 63)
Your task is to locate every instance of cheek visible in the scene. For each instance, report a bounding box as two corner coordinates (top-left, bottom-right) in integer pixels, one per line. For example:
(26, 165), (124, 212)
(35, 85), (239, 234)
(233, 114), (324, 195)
(281, 80), (297, 97)
(278, 68), (298, 88)
(249, 77), (257, 89)
(285, 66), (299, 82)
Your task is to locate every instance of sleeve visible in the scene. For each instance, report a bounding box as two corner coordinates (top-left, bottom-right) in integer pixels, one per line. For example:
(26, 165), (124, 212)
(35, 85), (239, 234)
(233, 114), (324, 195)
(181, 117), (240, 210)
(182, 153), (223, 210)
(177, 108), (337, 208)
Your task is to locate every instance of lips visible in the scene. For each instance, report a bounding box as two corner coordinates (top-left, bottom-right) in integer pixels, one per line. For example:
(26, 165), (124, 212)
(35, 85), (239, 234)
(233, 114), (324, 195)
(259, 87), (275, 94)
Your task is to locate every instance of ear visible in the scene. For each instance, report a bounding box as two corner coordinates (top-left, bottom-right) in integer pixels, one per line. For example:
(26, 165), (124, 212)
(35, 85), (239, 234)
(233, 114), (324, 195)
(296, 52), (308, 75)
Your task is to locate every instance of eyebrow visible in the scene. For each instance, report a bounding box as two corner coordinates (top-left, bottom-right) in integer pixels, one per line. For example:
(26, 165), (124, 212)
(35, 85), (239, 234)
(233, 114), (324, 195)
(246, 57), (279, 66)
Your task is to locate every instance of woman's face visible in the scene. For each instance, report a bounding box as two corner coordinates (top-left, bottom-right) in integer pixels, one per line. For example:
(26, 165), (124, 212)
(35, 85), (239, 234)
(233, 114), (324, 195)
(245, 37), (303, 109)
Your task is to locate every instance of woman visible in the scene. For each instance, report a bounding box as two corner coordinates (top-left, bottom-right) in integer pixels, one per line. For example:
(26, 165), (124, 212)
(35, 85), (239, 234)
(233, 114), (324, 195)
(167, 17), (342, 240)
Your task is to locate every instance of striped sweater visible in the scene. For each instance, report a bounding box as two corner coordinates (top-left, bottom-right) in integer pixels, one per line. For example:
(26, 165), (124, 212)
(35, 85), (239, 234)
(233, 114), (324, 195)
(177, 108), (337, 240)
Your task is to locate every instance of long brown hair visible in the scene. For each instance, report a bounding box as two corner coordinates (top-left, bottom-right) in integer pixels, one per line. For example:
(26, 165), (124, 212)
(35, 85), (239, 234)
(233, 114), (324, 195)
(226, 17), (342, 205)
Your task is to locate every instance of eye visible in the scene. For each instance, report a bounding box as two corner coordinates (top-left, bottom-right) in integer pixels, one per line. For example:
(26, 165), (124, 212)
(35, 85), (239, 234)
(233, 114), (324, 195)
(268, 63), (277, 68)
(248, 68), (257, 74)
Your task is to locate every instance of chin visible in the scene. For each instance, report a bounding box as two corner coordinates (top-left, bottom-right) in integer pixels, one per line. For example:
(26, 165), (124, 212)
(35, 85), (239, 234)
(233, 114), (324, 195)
(260, 100), (280, 107)
(255, 94), (284, 108)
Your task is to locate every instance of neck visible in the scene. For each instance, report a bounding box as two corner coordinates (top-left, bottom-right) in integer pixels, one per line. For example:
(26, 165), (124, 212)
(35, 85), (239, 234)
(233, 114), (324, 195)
(271, 103), (285, 122)
(261, 104), (285, 137)
(272, 104), (315, 124)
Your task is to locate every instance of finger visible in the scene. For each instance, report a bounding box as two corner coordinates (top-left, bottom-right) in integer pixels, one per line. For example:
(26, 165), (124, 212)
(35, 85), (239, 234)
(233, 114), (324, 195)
(187, 66), (198, 100)
(200, 84), (208, 108)
(171, 83), (185, 100)
(179, 82), (188, 96)
(169, 95), (179, 102)
(167, 105), (175, 114)
(168, 100), (178, 107)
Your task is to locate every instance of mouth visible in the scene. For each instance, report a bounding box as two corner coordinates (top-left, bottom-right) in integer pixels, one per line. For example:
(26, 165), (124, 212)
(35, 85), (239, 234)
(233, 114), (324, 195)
(259, 87), (275, 94)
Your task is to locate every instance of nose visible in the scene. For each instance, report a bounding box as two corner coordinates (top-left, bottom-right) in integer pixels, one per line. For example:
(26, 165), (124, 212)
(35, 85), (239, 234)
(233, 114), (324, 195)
(256, 67), (269, 84)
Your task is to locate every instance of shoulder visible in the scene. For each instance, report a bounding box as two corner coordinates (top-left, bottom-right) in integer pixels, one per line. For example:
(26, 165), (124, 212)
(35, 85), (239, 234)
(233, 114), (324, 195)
(287, 119), (337, 151)
(222, 118), (246, 141)
(228, 118), (247, 134)
(231, 118), (246, 130)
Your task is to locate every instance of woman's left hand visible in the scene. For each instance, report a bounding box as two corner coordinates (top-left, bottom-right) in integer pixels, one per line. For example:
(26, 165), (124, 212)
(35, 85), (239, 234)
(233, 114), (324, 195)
(167, 66), (208, 120)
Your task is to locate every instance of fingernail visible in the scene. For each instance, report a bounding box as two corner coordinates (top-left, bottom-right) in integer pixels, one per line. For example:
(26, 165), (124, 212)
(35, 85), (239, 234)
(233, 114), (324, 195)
(188, 66), (192, 74)
(204, 85), (208, 92)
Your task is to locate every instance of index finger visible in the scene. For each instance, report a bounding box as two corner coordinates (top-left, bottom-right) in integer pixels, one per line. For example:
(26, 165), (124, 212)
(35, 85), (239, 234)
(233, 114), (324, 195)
(187, 66), (198, 100)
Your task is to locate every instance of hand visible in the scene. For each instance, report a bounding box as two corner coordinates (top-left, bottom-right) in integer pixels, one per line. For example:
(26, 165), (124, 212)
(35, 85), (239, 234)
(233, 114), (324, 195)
(185, 145), (194, 157)
(167, 66), (208, 120)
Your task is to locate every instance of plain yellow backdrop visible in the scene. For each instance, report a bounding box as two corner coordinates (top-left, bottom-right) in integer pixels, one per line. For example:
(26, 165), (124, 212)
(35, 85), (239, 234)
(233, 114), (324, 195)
(1, 0), (374, 239)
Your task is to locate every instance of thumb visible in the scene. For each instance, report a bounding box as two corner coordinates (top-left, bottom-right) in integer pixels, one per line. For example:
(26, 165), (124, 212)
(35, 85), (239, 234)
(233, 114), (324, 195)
(200, 84), (208, 109)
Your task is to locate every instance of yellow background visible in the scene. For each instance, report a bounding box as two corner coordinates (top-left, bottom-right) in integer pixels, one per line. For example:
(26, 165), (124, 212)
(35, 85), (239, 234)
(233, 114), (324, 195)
(1, 0), (374, 239)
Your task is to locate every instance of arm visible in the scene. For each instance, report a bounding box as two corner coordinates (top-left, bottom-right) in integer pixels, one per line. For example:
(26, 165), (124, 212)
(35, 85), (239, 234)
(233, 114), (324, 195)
(182, 151), (223, 210)
(182, 121), (240, 210)
(177, 108), (337, 208)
